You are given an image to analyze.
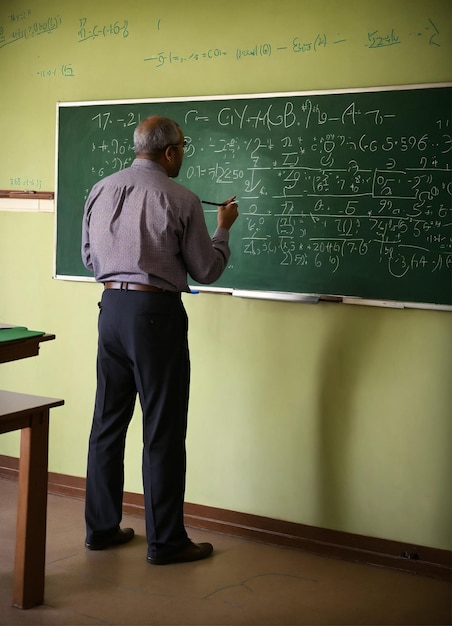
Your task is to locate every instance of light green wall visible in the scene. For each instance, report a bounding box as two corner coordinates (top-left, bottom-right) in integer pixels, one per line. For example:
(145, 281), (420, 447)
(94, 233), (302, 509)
(1, 0), (451, 550)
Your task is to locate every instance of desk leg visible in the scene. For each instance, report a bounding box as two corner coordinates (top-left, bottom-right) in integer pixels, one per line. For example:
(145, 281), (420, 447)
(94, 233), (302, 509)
(12, 409), (50, 609)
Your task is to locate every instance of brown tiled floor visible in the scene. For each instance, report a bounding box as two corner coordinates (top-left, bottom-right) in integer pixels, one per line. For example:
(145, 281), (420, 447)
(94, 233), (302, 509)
(0, 478), (450, 625)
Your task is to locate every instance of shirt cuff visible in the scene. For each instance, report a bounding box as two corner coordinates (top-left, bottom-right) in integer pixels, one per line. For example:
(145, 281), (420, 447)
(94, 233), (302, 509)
(213, 227), (230, 242)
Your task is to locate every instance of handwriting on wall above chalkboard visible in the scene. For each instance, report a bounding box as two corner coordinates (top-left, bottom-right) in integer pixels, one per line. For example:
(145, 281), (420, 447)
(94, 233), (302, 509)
(56, 85), (452, 305)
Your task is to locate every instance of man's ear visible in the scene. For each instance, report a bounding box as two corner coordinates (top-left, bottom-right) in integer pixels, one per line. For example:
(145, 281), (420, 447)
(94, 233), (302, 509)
(164, 146), (173, 162)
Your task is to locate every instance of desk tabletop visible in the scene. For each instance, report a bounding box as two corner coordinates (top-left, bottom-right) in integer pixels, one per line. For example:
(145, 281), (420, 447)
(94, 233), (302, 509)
(0, 389), (64, 416)
(0, 390), (64, 434)
(0, 333), (56, 364)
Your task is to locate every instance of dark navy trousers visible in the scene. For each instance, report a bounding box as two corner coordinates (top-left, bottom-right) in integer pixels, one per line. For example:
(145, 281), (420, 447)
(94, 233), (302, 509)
(85, 289), (190, 558)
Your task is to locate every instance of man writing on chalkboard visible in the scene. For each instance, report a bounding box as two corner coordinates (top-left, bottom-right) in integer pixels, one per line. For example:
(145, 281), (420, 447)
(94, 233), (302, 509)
(81, 115), (238, 564)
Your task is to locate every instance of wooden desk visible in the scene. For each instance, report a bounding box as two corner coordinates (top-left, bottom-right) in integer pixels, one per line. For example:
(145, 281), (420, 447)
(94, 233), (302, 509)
(1, 332), (63, 609)
(0, 390), (64, 609)
(0, 333), (55, 364)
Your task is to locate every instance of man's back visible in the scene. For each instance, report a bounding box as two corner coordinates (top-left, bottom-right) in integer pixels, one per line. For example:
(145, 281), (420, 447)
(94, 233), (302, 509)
(82, 159), (230, 290)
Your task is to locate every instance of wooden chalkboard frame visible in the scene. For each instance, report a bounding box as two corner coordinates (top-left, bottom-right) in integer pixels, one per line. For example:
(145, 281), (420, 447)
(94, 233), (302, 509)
(55, 84), (452, 309)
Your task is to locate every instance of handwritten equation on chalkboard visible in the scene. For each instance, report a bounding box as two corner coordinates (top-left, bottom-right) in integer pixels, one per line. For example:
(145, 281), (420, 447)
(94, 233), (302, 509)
(56, 87), (452, 304)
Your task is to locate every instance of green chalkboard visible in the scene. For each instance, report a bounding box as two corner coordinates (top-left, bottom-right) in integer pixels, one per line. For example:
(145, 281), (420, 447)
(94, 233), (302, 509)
(56, 85), (452, 304)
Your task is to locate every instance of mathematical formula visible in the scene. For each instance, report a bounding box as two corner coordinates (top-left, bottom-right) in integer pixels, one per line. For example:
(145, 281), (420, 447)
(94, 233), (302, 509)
(0, 8), (443, 74)
(144, 20), (441, 68)
(77, 94), (451, 288)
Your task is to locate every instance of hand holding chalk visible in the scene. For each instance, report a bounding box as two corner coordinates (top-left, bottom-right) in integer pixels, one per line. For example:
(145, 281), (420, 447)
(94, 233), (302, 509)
(217, 195), (239, 231)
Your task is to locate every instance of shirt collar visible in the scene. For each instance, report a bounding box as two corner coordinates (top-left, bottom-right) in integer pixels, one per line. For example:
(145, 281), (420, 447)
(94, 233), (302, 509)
(131, 158), (167, 176)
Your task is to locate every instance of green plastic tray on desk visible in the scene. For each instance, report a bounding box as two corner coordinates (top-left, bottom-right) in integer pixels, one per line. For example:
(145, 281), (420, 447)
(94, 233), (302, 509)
(0, 327), (45, 343)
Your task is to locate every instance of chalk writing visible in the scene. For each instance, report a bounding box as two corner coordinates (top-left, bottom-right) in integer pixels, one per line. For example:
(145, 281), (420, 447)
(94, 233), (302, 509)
(0, 12), (61, 48)
(366, 18), (441, 50)
(143, 20), (441, 68)
(7, 9), (32, 22)
(36, 64), (75, 78)
(77, 18), (129, 42)
(10, 177), (43, 190)
(425, 18), (440, 47)
(236, 43), (272, 60)
(0, 11), (443, 63)
(144, 47), (227, 67)
(292, 33), (328, 53)
(367, 29), (400, 48)
(56, 88), (451, 302)
(367, 19), (441, 49)
(145, 32), (343, 67)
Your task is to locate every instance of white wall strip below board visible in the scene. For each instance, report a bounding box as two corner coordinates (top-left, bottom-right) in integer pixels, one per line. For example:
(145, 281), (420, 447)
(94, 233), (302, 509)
(0, 198), (54, 212)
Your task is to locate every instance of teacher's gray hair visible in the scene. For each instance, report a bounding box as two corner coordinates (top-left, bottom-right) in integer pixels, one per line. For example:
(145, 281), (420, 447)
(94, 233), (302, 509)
(133, 116), (181, 156)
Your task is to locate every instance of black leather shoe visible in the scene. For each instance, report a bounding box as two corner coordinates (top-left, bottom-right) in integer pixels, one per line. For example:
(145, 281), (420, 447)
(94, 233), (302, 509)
(85, 527), (135, 550)
(147, 540), (213, 565)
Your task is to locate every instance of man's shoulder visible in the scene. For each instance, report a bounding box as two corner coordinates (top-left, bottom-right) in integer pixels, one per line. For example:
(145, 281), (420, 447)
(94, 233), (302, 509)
(88, 162), (201, 207)
(168, 178), (200, 204)
(90, 166), (131, 189)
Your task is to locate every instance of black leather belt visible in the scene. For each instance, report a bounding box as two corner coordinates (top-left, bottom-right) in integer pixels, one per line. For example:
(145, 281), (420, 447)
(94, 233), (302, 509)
(104, 281), (165, 293)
